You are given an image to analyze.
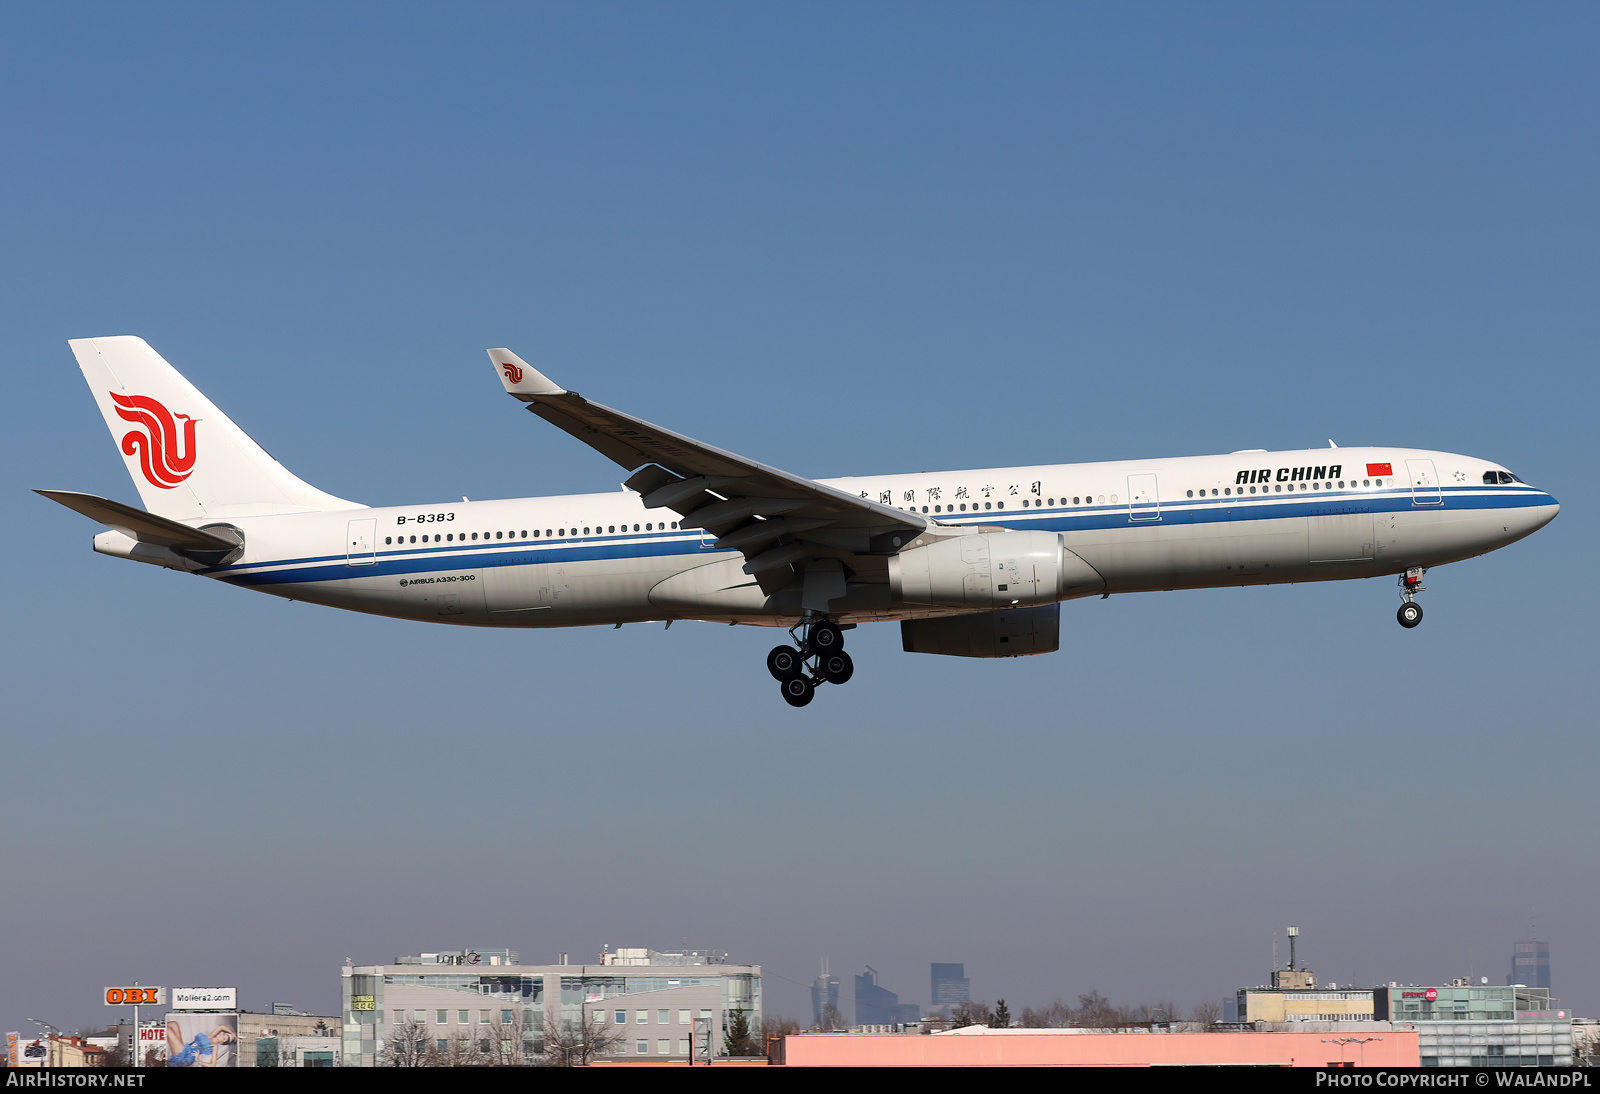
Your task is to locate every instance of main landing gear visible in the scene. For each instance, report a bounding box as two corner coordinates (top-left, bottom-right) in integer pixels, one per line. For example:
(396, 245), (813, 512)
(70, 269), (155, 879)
(1396, 568), (1426, 629)
(766, 616), (854, 707)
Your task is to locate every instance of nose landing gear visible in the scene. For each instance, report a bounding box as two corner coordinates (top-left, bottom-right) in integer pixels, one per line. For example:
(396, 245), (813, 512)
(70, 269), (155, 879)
(766, 615), (853, 706)
(1396, 568), (1425, 629)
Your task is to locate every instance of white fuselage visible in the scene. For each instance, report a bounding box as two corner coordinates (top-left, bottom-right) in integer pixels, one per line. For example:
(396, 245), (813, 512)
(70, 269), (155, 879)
(112, 445), (1555, 630)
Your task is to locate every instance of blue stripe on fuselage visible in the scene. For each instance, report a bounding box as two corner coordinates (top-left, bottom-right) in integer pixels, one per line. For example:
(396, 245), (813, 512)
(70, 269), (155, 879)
(211, 486), (1555, 588)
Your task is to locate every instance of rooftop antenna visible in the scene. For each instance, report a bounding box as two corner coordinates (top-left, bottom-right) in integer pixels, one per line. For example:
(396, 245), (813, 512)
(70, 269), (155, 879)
(1272, 932), (1279, 976)
(1287, 926), (1300, 972)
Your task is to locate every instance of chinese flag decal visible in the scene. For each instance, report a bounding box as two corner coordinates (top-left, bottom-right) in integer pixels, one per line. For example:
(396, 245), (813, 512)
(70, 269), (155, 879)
(1366, 462), (1393, 477)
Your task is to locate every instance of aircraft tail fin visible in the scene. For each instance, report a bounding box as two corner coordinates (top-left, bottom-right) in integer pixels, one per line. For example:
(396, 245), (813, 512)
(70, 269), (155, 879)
(68, 336), (363, 520)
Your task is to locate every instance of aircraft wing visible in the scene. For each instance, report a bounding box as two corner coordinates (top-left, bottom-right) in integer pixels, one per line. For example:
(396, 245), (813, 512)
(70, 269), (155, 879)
(488, 349), (927, 594)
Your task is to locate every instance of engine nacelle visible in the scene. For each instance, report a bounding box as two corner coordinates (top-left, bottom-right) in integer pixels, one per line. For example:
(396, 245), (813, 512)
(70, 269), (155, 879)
(901, 604), (1060, 658)
(887, 530), (1102, 608)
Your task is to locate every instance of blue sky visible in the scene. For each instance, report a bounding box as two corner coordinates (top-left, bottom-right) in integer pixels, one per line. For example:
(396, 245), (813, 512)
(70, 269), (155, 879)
(2, 2), (1595, 1032)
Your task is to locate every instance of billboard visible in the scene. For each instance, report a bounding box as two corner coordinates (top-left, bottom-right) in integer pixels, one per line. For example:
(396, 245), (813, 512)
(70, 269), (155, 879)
(7, 1031), (48, 1066)
(165, 1013), (237, 1068)
(139, 1021), (169, 1066)
(171, 987), (237, 1011)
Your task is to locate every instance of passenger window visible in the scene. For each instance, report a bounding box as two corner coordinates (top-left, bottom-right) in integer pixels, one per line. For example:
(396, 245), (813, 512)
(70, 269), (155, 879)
(410, 536), (417, 543)
(996, 502), (1004, 509)
(608, 526), (615, 534)
(672, 522), (679, 529)
(1224, 488), (1231, 495)
(1073, 497), (1080, 504)
(384, 537), (392, 545)
(584, 527), (590, 535)
(984, 502), (992, 510)
(633, 524), (640, 531)
(534, 530), (540, 538)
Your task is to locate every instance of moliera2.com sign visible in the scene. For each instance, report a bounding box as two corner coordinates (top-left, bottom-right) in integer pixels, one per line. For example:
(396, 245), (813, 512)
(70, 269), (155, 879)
(171, 987), (237, 1011)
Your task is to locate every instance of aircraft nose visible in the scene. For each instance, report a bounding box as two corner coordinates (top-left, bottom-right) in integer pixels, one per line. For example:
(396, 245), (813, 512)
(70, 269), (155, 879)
(1515, 494), (1559, 537)
(1539, 495), (1559, 526)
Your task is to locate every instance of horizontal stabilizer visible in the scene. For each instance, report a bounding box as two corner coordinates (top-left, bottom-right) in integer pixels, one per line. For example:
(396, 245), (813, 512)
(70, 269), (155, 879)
(35, 489), (241, 551)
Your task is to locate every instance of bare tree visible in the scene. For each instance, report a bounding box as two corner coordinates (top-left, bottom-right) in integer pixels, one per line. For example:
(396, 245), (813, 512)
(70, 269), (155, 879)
(1019, 999), (1074, 1028)
(380, 1018), (430, 1067)
(812, 1002), (844, 1031)
(541, 1011), (627, 1067)
(1191, 1000), (1222, 1029)
(761, 1014), (801, 1059)
(950, 1001), (996, 1028)
(484, 1009), (536, 1066)
(427, 1028), (486, 1067)
(1073, 990), (1121, 1028)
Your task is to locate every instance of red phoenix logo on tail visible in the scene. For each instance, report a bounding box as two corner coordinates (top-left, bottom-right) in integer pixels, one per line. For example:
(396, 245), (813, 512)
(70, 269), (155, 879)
(110, 392), (197, 489)
(500, 361), (524, 384)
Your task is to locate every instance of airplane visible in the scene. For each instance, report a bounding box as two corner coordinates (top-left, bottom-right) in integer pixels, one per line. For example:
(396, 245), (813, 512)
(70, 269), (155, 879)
(40, 336), (1559, 706)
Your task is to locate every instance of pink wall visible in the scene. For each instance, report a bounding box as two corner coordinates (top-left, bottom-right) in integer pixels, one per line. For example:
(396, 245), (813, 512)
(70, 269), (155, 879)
(780, 1029), (1420, 1067)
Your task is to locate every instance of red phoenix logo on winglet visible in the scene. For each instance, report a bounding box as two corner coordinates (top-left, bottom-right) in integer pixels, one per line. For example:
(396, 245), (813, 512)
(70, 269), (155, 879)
(110, 392), (197, 489)
(500, 361), (524, 384)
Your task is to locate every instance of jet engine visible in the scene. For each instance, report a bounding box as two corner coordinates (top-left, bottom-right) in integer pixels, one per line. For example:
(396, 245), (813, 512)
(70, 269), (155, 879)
(887, 530), (1103, 608)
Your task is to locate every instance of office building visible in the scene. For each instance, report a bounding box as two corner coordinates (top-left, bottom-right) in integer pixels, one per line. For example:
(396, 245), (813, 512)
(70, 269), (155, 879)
(811, 964), (840, 1028)
(931, 964), (970, 1008)
(1234, 986), (1374, 1023)
(1373, 983), (1573, 1068)
(342, 946), (759, 1066)
(855, 966), (920, 1026)
(1509, 941), (1551, 989)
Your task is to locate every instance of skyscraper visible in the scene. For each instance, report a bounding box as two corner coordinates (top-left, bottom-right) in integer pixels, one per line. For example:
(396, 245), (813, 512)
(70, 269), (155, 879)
(811, 961), (841, 1028)
(1509, 941), (1551, 989)
(932, 963), (970, 1007)
(855, 966), (920, 1026)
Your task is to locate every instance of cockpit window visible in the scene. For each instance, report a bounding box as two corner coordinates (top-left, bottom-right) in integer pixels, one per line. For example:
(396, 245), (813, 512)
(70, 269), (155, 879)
(1485, 471), (1524, 485)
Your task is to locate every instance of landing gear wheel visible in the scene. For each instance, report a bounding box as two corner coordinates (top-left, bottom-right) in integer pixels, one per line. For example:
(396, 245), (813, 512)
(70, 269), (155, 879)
(809, 621), (844, 654)
(817, 650), (854, 685)
(780, 675), (815, 707)
(1397, 602), (1423, 628)
(767, 645), (804, 681)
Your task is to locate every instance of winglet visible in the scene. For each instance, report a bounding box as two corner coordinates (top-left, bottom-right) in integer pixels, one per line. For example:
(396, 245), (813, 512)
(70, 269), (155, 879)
(487, 349), (565, 401)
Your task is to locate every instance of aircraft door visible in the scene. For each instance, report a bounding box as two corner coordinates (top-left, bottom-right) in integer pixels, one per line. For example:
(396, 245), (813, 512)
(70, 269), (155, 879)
(1127, 474), (1160, 522)
(345, 518), (377, 566)
(1406, 459), (1443, 506)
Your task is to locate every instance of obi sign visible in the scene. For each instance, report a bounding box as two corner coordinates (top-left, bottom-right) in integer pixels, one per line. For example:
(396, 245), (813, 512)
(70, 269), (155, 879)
(105, 986), (165, 1006)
